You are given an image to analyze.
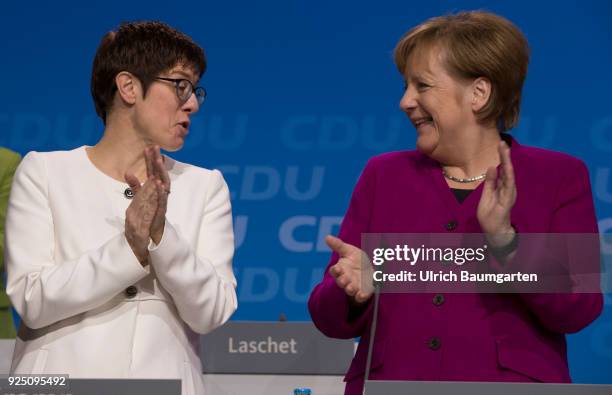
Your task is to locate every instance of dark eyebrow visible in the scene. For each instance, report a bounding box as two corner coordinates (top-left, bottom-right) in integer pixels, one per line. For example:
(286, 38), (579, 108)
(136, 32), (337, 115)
(169, 70), (198, 84)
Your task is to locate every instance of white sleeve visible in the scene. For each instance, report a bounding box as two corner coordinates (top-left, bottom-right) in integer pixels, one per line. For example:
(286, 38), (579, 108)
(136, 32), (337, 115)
(5, 152), (149, 330)
(148, 169), (237, 335)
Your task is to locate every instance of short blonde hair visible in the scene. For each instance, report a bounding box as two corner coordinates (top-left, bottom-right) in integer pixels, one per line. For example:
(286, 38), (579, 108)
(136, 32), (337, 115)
(394, 11), (529, 131)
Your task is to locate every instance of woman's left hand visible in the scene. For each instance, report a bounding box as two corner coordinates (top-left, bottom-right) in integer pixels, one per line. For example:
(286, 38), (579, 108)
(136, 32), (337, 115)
(145, 146), (171, 245)
(477, 141), (517, 246)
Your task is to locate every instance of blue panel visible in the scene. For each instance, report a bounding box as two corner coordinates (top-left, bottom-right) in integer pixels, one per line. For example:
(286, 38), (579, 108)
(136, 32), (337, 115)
(1, 0), (610, 383)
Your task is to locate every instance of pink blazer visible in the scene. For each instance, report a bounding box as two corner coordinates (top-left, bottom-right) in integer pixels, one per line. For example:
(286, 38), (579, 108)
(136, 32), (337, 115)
(308, 136), (603, 395)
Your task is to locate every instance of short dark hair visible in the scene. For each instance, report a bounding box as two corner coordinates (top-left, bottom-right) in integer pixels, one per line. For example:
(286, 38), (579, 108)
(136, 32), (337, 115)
(91, 21), (206, 124)
(394, 11), (529, 132)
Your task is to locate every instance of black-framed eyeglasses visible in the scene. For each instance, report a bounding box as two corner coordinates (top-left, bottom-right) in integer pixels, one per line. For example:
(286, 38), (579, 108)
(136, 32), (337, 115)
(154, 77), (207, 106)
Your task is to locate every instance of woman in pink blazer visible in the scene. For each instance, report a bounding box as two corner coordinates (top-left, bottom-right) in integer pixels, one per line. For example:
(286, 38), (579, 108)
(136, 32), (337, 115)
(308, 11), (602, 395)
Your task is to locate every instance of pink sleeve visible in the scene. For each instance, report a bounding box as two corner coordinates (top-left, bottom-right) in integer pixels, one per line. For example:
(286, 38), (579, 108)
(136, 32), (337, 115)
(308, 159), (377, 339)
(519, 159), (603, 333)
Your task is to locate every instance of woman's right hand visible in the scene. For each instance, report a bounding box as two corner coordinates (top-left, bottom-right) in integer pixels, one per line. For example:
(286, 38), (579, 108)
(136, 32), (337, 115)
(326, 235), (375, 304)
(124, 175), (159, 266)
(145, 146), (170, 246)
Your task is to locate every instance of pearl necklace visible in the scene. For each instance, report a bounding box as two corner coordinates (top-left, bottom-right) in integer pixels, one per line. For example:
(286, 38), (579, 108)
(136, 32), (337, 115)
(442, 170), (486, 183)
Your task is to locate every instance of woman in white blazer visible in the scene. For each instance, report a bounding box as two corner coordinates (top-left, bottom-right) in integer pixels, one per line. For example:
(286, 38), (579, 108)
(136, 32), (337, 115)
(5, 21), (237, 395)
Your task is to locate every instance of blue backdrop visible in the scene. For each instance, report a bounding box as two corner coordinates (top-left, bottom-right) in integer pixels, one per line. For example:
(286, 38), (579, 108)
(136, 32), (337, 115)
(1, 0), (611, 383)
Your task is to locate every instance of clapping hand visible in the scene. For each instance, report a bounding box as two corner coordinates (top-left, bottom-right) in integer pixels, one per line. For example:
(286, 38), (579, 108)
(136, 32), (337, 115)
(326, 235), (375, 304)
(144, 146), (171, 245)
(124, 176), (158, 266)
(124, 145), (171, 265)
(477, 141), (517, 246)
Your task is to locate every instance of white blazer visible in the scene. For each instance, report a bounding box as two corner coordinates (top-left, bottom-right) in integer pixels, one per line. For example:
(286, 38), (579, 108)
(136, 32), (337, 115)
(5, 146), (238, 395)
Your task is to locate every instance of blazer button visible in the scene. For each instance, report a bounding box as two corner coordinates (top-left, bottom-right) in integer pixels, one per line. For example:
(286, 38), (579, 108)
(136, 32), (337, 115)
(124, 188), (134, 199)
(433, 294), (445, 306)
(428, 336), (441, 350)
(445, 220), (457, 231)
(125, 285), (138, 298)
